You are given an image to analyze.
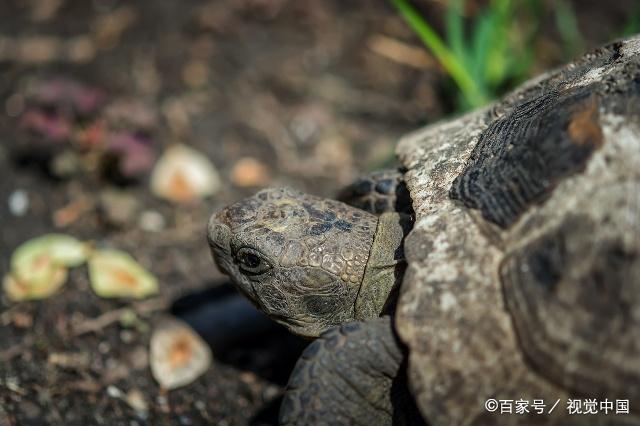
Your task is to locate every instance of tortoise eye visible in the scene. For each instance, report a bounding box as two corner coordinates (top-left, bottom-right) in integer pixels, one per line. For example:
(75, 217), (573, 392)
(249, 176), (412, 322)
(236, 248), (271, 275)
(243, 252), (261, 268)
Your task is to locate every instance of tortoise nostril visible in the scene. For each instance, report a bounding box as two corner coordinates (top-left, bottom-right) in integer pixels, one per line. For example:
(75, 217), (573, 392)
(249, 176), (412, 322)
(207, 214), (232, 252)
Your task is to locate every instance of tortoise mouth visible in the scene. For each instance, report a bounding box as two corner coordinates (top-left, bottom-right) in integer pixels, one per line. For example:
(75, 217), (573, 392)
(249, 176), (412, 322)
(207, 209), (263, 306)
(207, 212), (232, 274)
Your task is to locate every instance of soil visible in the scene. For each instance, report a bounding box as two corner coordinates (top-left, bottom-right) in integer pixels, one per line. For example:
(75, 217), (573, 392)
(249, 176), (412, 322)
(0, 0), (635, 424)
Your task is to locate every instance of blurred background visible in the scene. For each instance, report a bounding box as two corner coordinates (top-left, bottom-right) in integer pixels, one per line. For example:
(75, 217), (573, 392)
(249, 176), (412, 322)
(0, 0), (638, 424)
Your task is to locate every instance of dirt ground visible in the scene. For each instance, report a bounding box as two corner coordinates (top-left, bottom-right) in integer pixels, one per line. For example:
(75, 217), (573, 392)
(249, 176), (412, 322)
(0, 0), (636, 425)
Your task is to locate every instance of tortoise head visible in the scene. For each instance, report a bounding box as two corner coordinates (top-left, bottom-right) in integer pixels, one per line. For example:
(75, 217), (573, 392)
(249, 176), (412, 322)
(208, 187), (388, 337)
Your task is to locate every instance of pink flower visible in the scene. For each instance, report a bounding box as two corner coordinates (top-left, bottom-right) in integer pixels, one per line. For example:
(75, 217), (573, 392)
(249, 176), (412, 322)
(19, 108), (72, 142)
(106, 132), (156, 178)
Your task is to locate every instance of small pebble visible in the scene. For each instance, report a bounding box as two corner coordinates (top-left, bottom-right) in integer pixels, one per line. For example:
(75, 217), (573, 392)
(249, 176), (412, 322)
(290, 116), (316, 143)
(139, 210), (166, 232)
(18, 36), (61, 63)
(0, 404), (9, 426)
(119, 309), (139, 328)
(8, 190), (29, 216)
(5, 377), (25, 395)
(106, 385), (123, 399)
(289, 105), (331, 145)
(19, 401), (41, 419)
(5, 93), (25, 117)
(98, 341), (111, 354)
(11, 311), (33, 328)
(182, 60), (209, 88)
(230, 157), (270, 188)
(47, 352), (90, 369)
(99, 189), (140, 227)
(263, 385), (280, 401)
(30, 0), (64, 21)
(125, 388), (148, 413)
(129, 346), (149, 370)
(50, 150), (82, 179)
(65, 36), (95, 63)
(120, 330), (135, 344)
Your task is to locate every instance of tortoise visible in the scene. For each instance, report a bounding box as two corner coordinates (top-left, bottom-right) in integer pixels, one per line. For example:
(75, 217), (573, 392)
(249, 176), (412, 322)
(207, 35), (640, 425)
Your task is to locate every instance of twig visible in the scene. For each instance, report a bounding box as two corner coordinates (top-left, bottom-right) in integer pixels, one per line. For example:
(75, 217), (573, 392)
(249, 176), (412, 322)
(0, 305), (20, 326)
(0, 297), (169, 362)
(72, 296), (169, 336)
(0, 335), (35, 363)
(367, 34), (437, 69)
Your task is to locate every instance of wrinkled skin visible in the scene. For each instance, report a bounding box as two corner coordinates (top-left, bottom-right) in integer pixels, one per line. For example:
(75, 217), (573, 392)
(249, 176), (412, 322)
(208, 187), (380, 337)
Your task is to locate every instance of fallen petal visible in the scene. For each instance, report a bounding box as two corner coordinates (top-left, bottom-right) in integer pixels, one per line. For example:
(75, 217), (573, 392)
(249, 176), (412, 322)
(11, 233), (89, 278)
(150, 144), (220, 203)
(150, 318), (212, 390)
(88, 249), (158, 299)
(4, 234), (88, 301)
(3, 266), (67, 301)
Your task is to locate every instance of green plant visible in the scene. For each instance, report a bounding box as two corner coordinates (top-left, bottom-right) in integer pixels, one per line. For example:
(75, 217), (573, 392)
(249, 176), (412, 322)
(554, 0), (583, 58)
(391, 0), (640, 112)
(390, 0), (539, 110)
(622, 3), (640, 37)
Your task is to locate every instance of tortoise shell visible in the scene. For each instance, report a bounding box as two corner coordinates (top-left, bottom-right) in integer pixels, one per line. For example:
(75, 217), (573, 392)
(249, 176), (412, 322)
(395, 36), (640, 424)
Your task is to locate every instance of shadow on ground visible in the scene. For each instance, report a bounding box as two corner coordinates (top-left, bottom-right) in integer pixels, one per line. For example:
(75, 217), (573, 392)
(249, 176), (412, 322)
(172, 282), (308, 424)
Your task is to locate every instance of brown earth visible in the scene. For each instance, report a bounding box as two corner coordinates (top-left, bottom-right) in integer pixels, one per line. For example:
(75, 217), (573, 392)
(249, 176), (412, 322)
(0, 0), (635, 424)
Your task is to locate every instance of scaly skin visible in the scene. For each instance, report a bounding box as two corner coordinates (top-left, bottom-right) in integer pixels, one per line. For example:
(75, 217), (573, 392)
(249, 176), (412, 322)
(208, 187), (411, 337)
(337, 169), (413, 215)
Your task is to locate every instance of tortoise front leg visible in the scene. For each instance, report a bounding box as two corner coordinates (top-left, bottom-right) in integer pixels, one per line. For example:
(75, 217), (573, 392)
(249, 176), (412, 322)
(338, 169), (413, 215)
(279, 317), (425, 426)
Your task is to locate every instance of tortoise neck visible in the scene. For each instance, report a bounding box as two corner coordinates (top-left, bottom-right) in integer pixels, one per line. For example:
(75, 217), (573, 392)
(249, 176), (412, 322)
(354, 212), (412, 320)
